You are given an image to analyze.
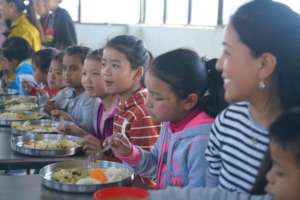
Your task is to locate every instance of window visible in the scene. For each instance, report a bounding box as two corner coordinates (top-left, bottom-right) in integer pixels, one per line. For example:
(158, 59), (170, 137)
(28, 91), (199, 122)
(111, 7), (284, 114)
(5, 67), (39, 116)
(145, 0), (164, 24)
(274, 0), (300, 14)
(223, 0), (250, 25)
(60, 0), (79, 22)
(166, 0), (189, 25)
(190, 0), (218, 26)
(81, 0), (140, 24)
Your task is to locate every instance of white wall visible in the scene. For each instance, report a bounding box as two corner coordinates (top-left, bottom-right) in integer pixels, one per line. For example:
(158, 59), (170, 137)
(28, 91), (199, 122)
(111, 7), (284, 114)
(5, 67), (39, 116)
(75, 23), (225, 58)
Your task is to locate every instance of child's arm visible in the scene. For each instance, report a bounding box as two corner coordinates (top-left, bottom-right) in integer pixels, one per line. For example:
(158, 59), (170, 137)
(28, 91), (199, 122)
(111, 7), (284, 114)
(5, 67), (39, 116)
(104, 132), (162, 179)
(149, 187), (273, 200)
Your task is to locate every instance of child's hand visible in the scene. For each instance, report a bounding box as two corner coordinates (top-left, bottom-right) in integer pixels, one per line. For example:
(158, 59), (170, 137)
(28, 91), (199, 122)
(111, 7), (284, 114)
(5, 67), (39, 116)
(83, 134), (103, 155)
(51, 110), (73, 121)
(43, 100), (58, 114)
(22, 79), (34, 93)
(58, 122), (87, 136)
(103, 132), (133, 157)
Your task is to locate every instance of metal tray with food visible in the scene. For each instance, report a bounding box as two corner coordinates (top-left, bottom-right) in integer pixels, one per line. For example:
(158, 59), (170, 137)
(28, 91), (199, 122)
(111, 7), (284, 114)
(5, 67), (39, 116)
(11, 133), (82, 157)
(11, 119), (59, 135)
(0, 96), (37, 106)
(4, 102), (39, 112)
(40, 160), (134, 193)
(0, 89), (18, 96)
(0, 111), (45, 126)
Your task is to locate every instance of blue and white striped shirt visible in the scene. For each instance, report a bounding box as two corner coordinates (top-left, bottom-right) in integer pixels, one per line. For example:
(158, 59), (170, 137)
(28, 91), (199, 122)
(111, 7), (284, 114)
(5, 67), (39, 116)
(205, 102), (269, 192)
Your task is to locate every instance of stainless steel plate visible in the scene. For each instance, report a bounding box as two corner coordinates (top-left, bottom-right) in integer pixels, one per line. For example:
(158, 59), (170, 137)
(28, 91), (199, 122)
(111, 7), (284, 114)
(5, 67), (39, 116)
(0, 89), (18, 96)
(0, 111), (45, 127)
(4, 103), (39, 112)
(40, 160), (134, 193)
(11, 133), (82, 157)
(11, 119), (59, 135)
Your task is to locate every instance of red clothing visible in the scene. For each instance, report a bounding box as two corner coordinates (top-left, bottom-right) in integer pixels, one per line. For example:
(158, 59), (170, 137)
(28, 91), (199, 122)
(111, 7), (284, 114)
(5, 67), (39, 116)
(44, 86), (59, 97)
(28, 85), (59, 98)
(113, 88), (161, 151)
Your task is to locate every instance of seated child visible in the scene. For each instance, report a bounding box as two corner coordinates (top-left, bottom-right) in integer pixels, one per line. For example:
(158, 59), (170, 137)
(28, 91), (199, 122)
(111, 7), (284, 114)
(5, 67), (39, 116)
(23, 48), (59, 98)
(58, 49), (119, 156)
(44, 45), (98, 133)
(149, 108), (300, 200)
(2, 37), (34, 95)
(46, 51), (64, 97)
(104, 49), (227, 188)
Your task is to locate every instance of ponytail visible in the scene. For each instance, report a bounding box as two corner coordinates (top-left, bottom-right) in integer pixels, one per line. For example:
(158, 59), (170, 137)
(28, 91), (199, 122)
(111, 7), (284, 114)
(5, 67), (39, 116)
(198, 58), (228, 117)
(7, 0), (44, 40)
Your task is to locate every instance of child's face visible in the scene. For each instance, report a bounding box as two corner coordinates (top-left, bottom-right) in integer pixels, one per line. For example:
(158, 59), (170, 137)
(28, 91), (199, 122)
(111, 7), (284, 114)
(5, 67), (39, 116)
(102, 47), (141, 98)
(81, 58), (106, 97)
(217, 24), (264, 103)
(62, 54), (83, 88)
(47, 60), (63, 89)
(144, 71), (191, 123)
(265, 142), (300, 200)
(33, 63), (47, 84)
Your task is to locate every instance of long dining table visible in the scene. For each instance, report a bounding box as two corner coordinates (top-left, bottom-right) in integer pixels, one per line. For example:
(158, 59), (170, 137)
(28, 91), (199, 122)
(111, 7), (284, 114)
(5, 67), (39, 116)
(0, 175), (93, 200)
(0, 127), (85, 171)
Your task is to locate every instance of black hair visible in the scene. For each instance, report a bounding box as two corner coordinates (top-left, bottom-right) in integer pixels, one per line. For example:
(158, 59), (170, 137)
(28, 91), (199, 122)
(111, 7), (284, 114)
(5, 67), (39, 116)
(85, 48), (103, 62)
(2, 36), (33, 63)
(105, 35), (152, 71)
(32, 48), (58, 73)
(270, 108), (300, 164)
(5, 0), (42, 36)
(149, 48), (227, 117)
(203, 58), (228, 117)
(230, 0), (300, 110)
(64, 45), (90, 64)
(51, 51), (64, 64)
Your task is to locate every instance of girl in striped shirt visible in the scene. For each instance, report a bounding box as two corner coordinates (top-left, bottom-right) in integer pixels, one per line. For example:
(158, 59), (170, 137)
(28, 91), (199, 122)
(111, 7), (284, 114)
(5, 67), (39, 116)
(205, 0), (300, 194)
(101, 35), (161, 152)
(103, 48), (227, 188)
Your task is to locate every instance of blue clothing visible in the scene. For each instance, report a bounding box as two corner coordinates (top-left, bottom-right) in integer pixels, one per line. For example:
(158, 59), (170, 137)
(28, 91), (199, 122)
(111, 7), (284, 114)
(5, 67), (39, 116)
(9, 60), (34, 96)
(126, 118), (211, 188)
(52, 87), (100, 133)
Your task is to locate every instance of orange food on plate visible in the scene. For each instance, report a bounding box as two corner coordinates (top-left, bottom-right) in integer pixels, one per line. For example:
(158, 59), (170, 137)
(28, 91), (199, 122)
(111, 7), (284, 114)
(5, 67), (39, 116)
(90, 168), (108, 183)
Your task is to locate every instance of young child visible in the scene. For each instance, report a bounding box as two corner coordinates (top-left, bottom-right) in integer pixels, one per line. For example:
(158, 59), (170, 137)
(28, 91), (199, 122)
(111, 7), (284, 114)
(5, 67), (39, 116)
(23, 48), (59, 98)
(149, 108), (300, 200)
(104, 48), (227, 188)
(205, 0), (300, 193)
(59, 49), (119, 156)
(45, 45), (97, 133)
(101, 35), (160, 151)
(2, 0), (42, 51)
(46, 51), (64, 97)
(2, 37), (34, 95)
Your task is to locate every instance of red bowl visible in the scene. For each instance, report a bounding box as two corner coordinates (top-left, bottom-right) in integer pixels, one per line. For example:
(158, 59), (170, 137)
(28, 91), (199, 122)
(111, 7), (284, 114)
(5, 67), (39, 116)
(94, 186), (148, 200)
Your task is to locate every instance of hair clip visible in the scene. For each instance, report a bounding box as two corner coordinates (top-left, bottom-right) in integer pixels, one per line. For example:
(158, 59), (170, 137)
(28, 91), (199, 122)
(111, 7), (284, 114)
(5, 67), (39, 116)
(23, 0), (30, 6)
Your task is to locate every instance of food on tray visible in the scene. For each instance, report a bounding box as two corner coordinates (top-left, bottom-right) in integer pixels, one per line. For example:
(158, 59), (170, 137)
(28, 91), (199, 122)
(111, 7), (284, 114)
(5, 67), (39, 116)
(23, 138), (81, 150)
(5, 96), (36, 105)
(11, 121), (57, 132)
(5, 103), (38, 111)
(0, 112), (42, 121)
(52, 167), (131, 185)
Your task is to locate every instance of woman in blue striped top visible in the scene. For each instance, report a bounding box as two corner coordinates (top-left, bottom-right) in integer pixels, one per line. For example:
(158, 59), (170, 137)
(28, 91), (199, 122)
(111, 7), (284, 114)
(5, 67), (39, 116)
(205, 0), (300, 194)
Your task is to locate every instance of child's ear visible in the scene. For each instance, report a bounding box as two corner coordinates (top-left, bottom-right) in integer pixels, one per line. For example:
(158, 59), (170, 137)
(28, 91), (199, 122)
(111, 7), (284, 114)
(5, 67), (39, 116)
(133, 66), (144, 82)
(183, 93), (198, 111)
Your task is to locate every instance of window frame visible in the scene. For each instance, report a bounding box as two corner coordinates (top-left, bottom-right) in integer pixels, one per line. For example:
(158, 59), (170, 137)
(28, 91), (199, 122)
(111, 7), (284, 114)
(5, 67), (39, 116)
(71, 0), (226, 27)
